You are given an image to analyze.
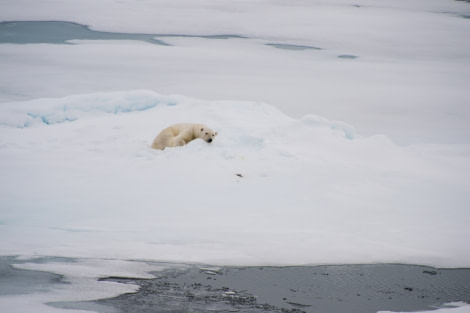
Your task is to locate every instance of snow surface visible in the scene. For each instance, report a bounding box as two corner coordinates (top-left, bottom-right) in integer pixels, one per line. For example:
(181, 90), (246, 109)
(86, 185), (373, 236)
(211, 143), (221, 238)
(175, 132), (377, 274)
(379, 303), (470, 313)
(1, 90), (469, 267)
(1, 0), (470, 312)
(1, 0), (470, 144)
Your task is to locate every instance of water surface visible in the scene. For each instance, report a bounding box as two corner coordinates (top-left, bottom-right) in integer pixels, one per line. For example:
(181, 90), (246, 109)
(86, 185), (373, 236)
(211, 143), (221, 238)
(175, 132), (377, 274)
(0, 21), (244, 45)
(59, 263), (470, 313)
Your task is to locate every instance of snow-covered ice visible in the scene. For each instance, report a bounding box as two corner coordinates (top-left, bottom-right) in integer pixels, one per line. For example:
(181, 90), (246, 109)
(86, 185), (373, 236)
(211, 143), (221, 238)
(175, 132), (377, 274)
(1, 0), (470, 312)
(1, 90), (469, 312)
(1, 90), (469, 267)
(379, 303), (470, 313)
(1, 0), (470, 144)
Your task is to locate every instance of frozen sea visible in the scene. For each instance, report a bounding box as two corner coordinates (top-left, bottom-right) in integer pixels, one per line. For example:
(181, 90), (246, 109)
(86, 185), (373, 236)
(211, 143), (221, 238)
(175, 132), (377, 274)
(1, 1), (470, 312)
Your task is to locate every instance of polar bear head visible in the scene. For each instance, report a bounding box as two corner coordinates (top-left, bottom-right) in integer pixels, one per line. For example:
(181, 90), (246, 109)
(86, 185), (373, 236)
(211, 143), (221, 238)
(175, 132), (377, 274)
(199, 126), (218, 143)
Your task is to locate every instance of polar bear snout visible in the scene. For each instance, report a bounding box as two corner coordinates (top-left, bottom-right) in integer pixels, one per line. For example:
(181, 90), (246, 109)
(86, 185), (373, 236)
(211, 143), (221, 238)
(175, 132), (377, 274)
(202, 129), (217, 143)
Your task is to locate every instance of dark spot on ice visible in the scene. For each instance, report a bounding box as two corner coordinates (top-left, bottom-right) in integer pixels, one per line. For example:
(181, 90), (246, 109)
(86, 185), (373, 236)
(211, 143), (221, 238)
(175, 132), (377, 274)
(338, 55), (358, 59)
(266, 43), (322, 51)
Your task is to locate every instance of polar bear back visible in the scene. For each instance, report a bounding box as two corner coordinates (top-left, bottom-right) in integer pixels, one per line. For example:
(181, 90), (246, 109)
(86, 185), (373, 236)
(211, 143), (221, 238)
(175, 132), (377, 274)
(151, 123), (217, 150)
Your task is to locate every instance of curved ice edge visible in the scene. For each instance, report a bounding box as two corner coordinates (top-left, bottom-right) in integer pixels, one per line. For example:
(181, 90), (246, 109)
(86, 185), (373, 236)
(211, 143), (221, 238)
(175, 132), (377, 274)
(301, 115), (356, 139)
(0, 90), (180, 128)
(0, 90), (358, 140)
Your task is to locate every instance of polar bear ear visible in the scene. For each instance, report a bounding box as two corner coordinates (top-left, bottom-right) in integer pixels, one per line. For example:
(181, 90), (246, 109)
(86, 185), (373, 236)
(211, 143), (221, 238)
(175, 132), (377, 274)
(215, 132), (218, 136)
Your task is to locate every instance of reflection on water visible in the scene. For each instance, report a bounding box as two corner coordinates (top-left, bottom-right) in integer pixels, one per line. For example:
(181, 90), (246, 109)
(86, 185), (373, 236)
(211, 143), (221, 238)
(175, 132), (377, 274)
(0, 21), (245, 45)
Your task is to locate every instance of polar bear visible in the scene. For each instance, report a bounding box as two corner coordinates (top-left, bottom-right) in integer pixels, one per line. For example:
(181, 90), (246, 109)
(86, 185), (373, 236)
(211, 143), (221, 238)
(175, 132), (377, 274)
(151, 123), (217, 150)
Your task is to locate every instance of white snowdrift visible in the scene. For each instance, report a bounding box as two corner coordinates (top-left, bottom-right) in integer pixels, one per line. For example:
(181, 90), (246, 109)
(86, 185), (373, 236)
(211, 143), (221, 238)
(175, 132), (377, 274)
(1, 90), (469, 268)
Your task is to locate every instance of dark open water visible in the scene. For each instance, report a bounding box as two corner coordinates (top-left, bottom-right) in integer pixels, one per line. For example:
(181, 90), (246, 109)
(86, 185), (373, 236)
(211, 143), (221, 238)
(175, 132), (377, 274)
(1, 256), (469, 313)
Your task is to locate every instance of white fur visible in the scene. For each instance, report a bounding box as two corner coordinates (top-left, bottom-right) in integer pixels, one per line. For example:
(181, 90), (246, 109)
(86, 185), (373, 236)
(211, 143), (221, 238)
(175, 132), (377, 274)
(151, 123), (217, 150)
